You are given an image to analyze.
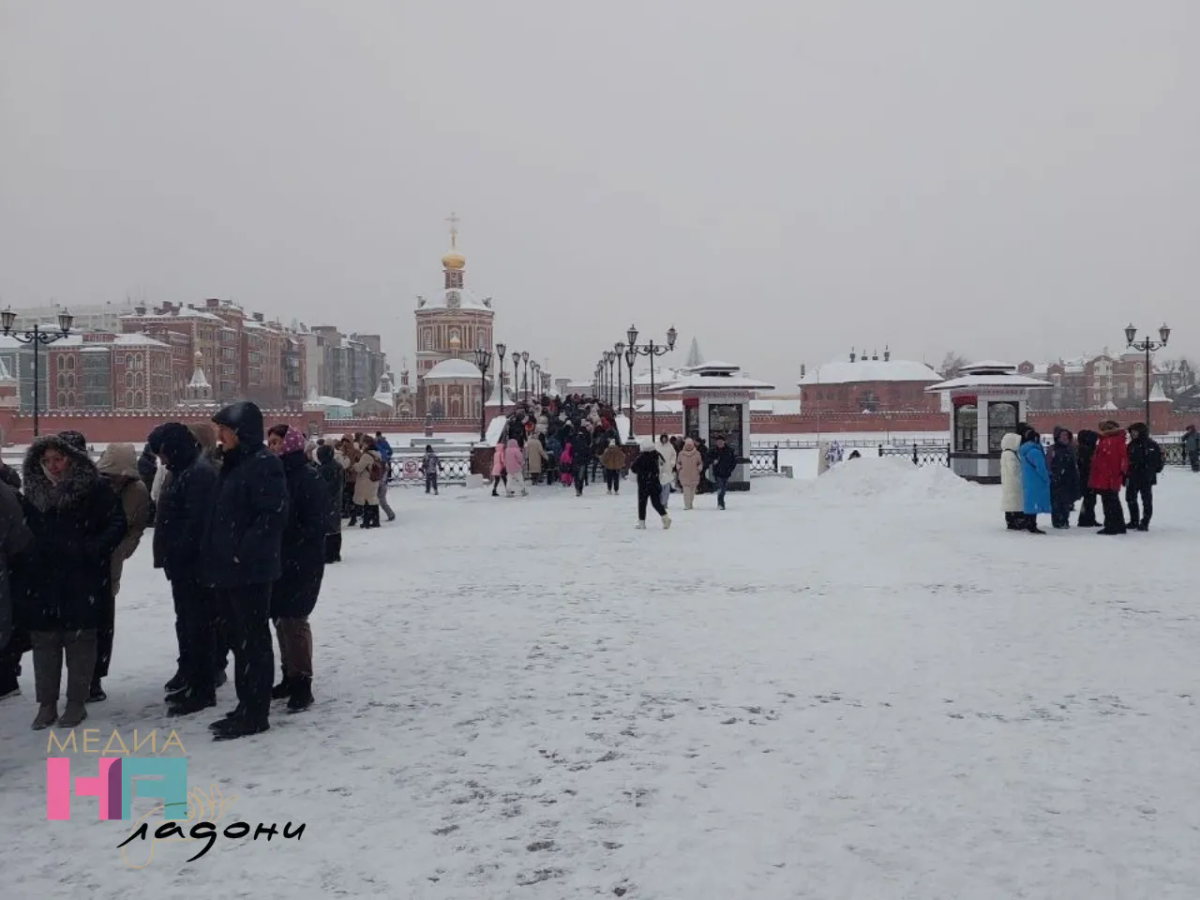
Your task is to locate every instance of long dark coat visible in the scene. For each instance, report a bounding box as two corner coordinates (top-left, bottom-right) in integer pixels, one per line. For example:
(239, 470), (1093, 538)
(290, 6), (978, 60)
(315, 447), (344, 535)
(20, 435), (126, 632)
(200, 403), (288, 588)
(272, 450), (328, 619)
(152, 423), (219, 583)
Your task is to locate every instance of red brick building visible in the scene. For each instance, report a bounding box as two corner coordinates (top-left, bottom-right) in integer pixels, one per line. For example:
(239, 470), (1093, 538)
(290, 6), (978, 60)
(1017, 352), (1152, 411)
(798, 349), (941, 415)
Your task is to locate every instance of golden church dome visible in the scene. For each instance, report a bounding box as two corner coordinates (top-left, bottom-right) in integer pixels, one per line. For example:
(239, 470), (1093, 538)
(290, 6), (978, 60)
(441, 248), (466, 270)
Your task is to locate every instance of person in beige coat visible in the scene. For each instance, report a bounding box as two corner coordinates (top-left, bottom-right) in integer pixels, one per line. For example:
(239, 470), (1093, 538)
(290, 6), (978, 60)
(525, 435), (548, 484)
(352, 439), (383, 528)
(676, 438), (704, 510)
(91, 443), (151, 701)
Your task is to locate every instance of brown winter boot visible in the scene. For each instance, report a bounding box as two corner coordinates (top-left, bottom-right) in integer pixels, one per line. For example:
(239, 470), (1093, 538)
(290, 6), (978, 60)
(60, 630), (97, 728)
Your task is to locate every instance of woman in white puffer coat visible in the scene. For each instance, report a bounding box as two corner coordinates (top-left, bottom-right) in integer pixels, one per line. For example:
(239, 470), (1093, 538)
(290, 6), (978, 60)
(1000, 431), (1025, 530)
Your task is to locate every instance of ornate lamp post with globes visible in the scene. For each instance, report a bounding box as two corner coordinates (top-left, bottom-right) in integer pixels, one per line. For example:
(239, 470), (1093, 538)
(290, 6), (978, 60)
(626, 324), (677, 440)
(614, 341), (626, 416)
(495, 342), (508, 415)
(1125, 322), (1171, 431)
(605, 351), (617, 407)
(1, 306), (74, 438)
(473, 344), (492, 442)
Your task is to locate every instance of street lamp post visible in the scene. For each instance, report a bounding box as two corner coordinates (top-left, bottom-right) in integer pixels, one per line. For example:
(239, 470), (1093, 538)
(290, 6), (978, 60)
(1, 307), (74, 438)
(597, 352), (609, 408)
(626, 324), (677, 440)
(624, 347), (636, 439)
(614, 341), (626, 414)
(1125, 323), (1171, 431)
(520, 351), (530, 403)
(473, 345), (492, 442)
(531, 362), (540, 402)
(512, 353), (521, 408)
(496, 343), (507, 414)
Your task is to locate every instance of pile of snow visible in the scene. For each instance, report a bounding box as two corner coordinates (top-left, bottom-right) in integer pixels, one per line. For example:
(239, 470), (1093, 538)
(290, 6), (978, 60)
(804, 454), (977, 503)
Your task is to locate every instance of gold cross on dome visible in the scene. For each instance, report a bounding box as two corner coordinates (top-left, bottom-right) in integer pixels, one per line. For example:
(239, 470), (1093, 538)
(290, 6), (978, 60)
(446, 211), (460, 248)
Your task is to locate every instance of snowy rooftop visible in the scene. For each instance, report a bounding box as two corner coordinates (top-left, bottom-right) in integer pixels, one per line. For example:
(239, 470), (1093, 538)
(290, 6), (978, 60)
(0, 332), (168, 350)
(927, 373), (1053, 392)
(799, 359), (940, 386)
(423, 358), (483, 381)
(661, 374), (776, 392)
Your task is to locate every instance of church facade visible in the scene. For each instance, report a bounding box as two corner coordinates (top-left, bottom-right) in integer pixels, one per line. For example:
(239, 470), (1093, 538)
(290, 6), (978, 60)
(413, 216), (494, 418)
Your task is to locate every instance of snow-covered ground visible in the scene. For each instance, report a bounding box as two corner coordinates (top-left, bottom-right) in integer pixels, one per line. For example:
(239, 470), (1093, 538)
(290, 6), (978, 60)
(3, 460), (1200, 898)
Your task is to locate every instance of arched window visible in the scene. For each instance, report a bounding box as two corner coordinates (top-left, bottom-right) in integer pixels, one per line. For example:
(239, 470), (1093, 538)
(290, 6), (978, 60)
(125, 372), (133, 388)
(423, 330), (433, 351)
(126, 391), (133, 408)
(67, 391), (76, 408)
(67, 356), (75, 370)
(134, 372), (143, 389)
(57, 373), (66, 388)
(136, 353), (144, 369)
(134, 391), (144, 407)
(57, 392), (66, 408)
(66, 373), (74, 389)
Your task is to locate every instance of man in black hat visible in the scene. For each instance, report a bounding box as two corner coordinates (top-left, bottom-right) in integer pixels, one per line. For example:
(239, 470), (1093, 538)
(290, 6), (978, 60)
(201, 402), (288, 740)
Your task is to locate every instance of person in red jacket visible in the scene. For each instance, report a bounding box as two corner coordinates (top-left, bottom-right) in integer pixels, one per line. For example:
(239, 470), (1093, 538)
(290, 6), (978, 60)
(1087, 420), (1129, 535)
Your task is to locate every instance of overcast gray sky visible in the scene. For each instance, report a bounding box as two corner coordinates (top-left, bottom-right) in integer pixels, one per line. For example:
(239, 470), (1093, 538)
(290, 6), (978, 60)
(2, 0), (1196, 389)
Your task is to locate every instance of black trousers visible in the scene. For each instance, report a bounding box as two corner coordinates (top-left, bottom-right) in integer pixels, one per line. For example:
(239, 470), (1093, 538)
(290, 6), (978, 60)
(0, 628), (30, 691)
(425, 472), (438, 493)
(174, 578), (216, 696)
(324, 533), (342, 563)
(93, 588), (115, 682)
(637, 484), (667, 521)
(573, 463), (588, 495)
(1125, 483), (1153, 526)
(1078, 489), (1098, 526)
(219, 583), (274, 720)
(1050, 491), (1073, 528)
(1099, 490), (1126, 533)
(604, 469), (621, 492)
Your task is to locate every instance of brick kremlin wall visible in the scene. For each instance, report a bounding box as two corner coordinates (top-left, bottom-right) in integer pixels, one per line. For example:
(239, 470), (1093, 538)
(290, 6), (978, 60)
(0, 405), (1192, 447)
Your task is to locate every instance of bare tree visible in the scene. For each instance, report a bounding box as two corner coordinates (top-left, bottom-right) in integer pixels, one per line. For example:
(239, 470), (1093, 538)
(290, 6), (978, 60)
(940, 352), (970, 379)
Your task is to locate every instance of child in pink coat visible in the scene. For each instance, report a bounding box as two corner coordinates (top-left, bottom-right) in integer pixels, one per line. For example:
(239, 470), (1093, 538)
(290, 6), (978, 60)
(491, 440), (507, 496)
(504, 439), (526, 497)
(559, 444), (573, 487)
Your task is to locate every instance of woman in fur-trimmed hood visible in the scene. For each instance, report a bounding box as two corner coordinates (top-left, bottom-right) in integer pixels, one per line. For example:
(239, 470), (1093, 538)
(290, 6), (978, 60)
(22, 432), (126, 729)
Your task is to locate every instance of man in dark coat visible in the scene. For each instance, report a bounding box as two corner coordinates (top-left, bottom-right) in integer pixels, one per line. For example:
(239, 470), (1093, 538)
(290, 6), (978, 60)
(708, 434), (739, 511)
(202, 402), (288, 740)
(315, 444), (344, 563)
(22, 432), (126, 729)
(152, 423), (221, 716)
(267, 425), (327, 711)
(1075, 429), (1100, 527)
(570, 428), (592, 497)
(1125, 422), (1163, 531)
(1048, 427), (1080, 529)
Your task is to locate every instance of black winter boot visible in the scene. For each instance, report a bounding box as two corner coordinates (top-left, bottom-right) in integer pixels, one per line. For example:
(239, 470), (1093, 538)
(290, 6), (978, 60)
(164, 668), (187, 692)
(271, 675), (293, 700)
(287, 677), (313, 712)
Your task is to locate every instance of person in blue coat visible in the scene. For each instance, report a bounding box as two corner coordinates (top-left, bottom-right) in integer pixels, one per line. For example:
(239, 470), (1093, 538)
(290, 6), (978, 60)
(1018, 430), (1052, 534)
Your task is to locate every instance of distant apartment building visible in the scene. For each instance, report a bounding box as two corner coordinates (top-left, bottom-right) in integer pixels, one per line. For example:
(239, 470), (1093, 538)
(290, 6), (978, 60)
(1, 296), (379, 411)
(297, 324), (387, 402)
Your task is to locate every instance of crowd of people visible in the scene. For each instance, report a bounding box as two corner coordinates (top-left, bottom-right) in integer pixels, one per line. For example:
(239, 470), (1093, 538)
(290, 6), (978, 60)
(1000, 420), (1165, 535)
(0, 401), (354, 740)
(488, 394), (741, 522)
